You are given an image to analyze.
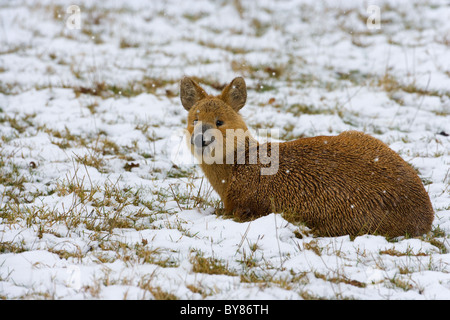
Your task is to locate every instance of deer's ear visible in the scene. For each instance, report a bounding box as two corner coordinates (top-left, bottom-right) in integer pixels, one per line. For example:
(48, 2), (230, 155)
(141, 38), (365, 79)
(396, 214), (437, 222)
(180, 77), (208, 111)
(220, 77), (247, 112)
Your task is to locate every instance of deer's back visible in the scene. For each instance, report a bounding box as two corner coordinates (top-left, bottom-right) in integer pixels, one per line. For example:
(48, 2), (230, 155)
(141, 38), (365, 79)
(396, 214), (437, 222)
(227, 131), (434, 236)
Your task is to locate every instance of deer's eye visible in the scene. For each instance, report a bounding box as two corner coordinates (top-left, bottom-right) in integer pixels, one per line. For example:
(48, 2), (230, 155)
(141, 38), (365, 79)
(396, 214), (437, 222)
(216, 120), (224, 127)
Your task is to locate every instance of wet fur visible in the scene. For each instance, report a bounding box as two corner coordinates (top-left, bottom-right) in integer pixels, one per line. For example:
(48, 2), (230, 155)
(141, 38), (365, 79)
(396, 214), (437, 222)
(180, 77), (434, 237)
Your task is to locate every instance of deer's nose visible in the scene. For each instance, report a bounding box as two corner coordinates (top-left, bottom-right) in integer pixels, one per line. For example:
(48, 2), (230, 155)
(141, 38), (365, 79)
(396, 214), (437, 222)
(191, 123), (215, 148)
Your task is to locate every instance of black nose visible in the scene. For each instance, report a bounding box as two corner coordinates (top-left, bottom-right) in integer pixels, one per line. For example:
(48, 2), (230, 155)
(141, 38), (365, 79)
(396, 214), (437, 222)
(191, 123), (215, 148)
(192, 133), (203, 148)
(203, 135), (215, 147)
(192, 133), (215, 148)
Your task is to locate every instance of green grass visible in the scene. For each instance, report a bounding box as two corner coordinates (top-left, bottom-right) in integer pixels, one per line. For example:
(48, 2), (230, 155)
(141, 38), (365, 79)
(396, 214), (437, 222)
(190, 251), (236, 276)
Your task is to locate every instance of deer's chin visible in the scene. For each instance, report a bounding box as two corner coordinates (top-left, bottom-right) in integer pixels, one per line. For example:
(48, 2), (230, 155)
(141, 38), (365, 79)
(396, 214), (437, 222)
(191, 145), (207, 159)
(191, 142), (227, 164)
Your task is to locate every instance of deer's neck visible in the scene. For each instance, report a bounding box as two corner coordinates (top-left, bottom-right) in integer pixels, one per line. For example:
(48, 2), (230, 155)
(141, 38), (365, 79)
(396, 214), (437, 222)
(200, 162), (234, 199)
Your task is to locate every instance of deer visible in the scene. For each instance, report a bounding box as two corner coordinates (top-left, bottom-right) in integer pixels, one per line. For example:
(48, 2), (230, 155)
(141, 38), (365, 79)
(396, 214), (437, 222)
(179, 76), (434, 237)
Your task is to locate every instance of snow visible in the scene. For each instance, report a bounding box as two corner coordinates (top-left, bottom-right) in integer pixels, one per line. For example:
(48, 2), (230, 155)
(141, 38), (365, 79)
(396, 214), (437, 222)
(0, 0), (449, 299)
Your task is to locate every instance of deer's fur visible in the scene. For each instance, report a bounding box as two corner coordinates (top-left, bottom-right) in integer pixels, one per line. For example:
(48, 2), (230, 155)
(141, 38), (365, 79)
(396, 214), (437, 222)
(180, 76), (434, 237)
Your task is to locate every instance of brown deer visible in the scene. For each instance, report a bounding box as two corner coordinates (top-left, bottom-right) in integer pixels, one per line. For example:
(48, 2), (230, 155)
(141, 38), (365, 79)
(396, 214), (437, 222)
(180, 76), (434, 237)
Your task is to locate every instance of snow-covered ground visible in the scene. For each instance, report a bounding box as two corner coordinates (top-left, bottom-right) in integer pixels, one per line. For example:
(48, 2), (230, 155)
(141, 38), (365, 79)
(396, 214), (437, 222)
(0, 0), (449, 299)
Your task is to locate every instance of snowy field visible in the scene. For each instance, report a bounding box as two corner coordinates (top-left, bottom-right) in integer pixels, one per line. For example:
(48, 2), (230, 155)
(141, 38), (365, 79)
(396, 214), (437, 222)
(0, 0), (449, 300)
